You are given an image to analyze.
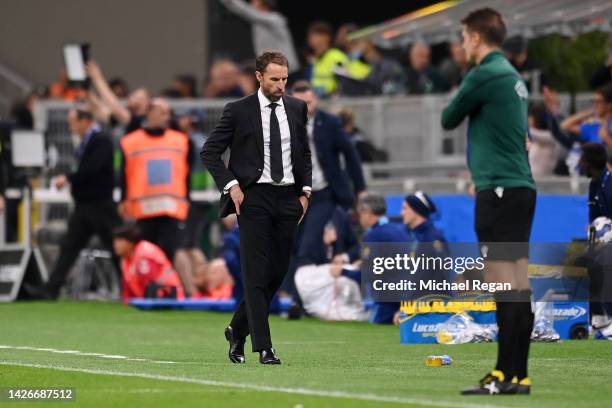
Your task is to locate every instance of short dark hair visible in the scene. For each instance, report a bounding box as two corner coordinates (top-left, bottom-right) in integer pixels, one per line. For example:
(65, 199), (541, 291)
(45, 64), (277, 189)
(113, 224), (142, 244)
(73, 107), (94, 121)
(308, 21), (333, 37)
(358, 193), (387, 216)
(596, 83), (612, 103)
(290, 80), (312, 94)
(528, 101), (547, 130)
(582, 142), (608, 171)
(175, 74), (198, 97)
(260, 0), (277, 10)
(255, 51), (289, 73)
(461, 8), (506, 46)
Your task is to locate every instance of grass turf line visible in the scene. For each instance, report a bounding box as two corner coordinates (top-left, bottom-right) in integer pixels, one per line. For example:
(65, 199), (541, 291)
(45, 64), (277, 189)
(0, 301), (610, 407)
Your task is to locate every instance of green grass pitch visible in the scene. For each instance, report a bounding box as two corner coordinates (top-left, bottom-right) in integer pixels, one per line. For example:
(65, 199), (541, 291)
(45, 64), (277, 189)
(1, 301), (610, 407)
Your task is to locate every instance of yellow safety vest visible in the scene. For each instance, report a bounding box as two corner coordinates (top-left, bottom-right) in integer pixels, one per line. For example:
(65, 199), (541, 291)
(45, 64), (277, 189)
(311, 48), (349, 95)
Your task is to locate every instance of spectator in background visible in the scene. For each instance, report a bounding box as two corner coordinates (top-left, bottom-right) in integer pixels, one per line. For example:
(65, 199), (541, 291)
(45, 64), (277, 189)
(346, 37), (405, 95)
(589, 51), (612, 90)
(527, 102), (562, 177)
(238, 64), (258, 95)
(404, 42), (449, 94)
(576, 143), (612, 326)
(109, 77), (129, 98)
(307, 21), (349, 96)
(202, 60), (245, 98)
(294, 207), (364, 321)
(219, 0), (300, 73)
(357, 193), (411, 324)
(337, 107), (388, 163)
(334, 23), (358, 53)
(173, 108), (215, 297)
(344, 32), (372, 81)
(47, 66), (86, 101)
(113, 224), (185, 303)
(218, 214), (243, 301)
(561, 85), (612, 145)
(28, 106), (119, 300)
(392, 191), (449, 324)
(171, 74), (198, 98)
(580, 143), (612, 222)
(118, 98), (192, 262)
(86, 61), (151, 133)
(439, 40), (471, 89)
(193, 257), (234, 300)
(288, 81), (366, 298)
(502, 36), (539, 91)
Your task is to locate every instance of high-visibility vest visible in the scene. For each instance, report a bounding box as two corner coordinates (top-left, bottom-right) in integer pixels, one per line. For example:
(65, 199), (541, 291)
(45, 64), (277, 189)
(311, 48), (349, 95)
(120, 128), (189, 220)
(347, 59), (372, 80)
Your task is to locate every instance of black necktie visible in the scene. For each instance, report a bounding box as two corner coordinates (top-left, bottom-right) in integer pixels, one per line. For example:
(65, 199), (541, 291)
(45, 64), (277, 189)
(269, 103), (283, 183)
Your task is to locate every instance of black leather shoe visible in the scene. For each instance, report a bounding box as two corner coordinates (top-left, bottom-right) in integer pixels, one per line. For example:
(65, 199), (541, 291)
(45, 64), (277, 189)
(224, 326), (245, 364)
(259, 348), (281, 365)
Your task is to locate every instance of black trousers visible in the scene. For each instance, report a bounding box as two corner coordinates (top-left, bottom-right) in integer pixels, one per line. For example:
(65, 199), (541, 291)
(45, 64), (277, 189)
(46, 201), (120, 297)
(231, 184), (302, 352)
(137, 216), (185, 261)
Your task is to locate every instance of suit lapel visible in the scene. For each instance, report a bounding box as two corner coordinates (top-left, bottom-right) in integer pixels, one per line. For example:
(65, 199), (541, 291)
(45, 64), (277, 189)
(283, 96), (298, 146)
(313, 110), (325, 161)
(249, 93), (264, 161)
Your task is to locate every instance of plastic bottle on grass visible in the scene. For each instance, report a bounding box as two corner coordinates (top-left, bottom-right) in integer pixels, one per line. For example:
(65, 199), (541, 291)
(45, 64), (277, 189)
(425, 355), (453, 366)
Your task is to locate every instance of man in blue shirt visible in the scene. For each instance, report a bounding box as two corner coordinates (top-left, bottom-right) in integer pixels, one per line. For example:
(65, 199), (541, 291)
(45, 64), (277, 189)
(580, 143), (612, 222)
(579, 143), (612, 328)
(356, 193), (411, 324)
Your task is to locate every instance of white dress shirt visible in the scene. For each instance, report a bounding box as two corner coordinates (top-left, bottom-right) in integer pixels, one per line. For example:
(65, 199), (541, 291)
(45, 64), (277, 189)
(257, 88), (294, 185)
(223, 89), (311, 194)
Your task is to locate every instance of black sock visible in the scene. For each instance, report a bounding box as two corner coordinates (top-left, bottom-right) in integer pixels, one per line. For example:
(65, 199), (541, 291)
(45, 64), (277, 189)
(516, 289), (534, 380)
(493, 290), (520, 380)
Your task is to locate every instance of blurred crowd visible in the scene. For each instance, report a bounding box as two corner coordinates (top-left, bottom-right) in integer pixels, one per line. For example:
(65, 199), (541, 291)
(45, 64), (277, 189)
(2, 0), (612, 324)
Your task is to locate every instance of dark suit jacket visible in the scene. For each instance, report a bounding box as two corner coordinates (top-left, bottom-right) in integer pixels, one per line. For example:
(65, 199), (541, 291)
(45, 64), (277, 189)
(312, 109), (366, 208)
(69, 130), (115, 204)
(201, 92), (312, 217)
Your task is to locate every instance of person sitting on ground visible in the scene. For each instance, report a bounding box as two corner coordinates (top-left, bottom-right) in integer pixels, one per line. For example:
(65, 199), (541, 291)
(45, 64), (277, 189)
(294, 207), (363, 320)
(191, 258), (235, 300)
(112, 224), (185, 303)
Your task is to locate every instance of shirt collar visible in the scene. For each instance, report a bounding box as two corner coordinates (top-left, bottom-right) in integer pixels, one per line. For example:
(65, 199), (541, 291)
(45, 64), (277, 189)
(412, 220), (432, 233)
(258, 88), (284, 110)
(480, 49), (504, 65)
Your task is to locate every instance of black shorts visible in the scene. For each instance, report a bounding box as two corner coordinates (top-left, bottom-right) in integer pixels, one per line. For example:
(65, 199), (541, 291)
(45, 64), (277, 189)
(179, 202), (213, 249)
(475, 187), (536, 261)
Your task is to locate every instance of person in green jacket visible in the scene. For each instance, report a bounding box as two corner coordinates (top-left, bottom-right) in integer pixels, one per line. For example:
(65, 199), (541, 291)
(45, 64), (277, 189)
(441, 8), (536, 396)
(307, 21), (349, 97)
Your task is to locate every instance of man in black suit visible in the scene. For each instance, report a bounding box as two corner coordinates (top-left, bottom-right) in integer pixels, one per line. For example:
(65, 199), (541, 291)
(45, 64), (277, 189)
(40, 107), (119, 299)
(201, 51), (311, 365)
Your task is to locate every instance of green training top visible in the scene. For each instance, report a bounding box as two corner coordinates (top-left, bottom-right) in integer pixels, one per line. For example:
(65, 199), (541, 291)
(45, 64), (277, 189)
(441, 50), (535, 192)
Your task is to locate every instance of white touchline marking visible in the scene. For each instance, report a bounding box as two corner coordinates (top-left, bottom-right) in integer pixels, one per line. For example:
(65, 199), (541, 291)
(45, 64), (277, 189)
(0, 345), (181, 365)
(0, 360), (516, 408)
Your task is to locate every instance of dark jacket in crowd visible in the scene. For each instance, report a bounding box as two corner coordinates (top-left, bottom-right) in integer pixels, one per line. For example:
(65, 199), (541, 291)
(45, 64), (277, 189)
(312, 109), (366, 208)
(69, 129), (115, 203)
